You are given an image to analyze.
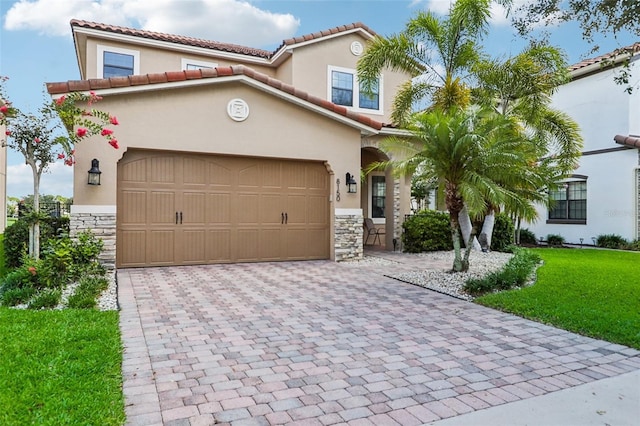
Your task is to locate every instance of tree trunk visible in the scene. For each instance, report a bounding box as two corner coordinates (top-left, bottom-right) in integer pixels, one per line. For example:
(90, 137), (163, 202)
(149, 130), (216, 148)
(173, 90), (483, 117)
(459, 205), (481, 250)
(480, 210), (496, 251)
(29, 163), (41, 259)
(450, 216), (463, 272)
(461, 230), (476, 272)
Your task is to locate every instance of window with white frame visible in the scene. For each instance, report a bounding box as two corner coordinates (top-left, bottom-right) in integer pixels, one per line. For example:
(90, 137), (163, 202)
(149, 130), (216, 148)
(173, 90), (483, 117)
(328, 66), (382, 114)
(369, 173), (386, 223)
(97, 45), (140, 78)
(548, 180), (587, 223)
(181, 58), (217, 71)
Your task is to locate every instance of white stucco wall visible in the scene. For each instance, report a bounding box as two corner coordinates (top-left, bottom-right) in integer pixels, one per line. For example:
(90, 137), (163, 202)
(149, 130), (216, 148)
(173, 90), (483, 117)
(527, 59), (639, 243)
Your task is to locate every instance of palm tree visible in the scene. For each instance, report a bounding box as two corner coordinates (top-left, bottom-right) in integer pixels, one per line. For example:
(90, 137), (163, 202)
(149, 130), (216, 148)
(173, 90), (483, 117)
(377, 107), (543, 271)
(472, 43), (583, 245)
(357, 0), (494, 126)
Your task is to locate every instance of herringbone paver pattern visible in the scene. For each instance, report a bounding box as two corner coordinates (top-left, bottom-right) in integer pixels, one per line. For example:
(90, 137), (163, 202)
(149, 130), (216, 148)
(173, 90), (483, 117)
(118, 258), (640, 425)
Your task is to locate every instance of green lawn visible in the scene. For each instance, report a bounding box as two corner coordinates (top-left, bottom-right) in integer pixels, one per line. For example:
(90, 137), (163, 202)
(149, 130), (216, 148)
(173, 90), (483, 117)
(0, 308), (125, 425)
(477, 248), (640, 349)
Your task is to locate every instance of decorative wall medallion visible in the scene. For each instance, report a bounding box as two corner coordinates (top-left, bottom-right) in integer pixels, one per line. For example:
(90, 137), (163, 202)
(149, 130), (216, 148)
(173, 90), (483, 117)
(350, 41), (363, 56)
(227, 98), (250, 121)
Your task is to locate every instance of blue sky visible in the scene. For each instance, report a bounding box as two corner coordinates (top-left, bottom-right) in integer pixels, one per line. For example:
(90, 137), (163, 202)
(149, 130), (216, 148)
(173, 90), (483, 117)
(0, 0), (637, 198)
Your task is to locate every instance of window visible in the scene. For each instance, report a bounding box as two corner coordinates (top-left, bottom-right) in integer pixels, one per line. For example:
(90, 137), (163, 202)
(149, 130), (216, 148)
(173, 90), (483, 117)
(181, 58), (217, 71)
(371, 175), (386, 219)
(328, 66), (382, 114)
(97, 45), (139, 79)
(548, 181), (587, 223)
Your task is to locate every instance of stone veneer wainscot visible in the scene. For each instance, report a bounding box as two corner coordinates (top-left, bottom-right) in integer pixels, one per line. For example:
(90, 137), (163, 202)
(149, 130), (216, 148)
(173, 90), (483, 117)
(334, 209), (364, 261)
(69, 206), (116, 270)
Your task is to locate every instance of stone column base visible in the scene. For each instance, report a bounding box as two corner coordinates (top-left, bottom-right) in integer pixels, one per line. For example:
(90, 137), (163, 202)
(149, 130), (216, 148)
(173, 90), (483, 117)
(335, 209), (364, 262)
(70, 206), (116, 270)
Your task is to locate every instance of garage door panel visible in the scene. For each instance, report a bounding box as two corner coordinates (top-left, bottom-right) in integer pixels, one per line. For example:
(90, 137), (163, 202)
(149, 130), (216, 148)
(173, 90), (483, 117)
(183, 192), (206, 224)
(120, 159), (147, 184)
(238, 194), (259, 224)
(236, 229), (259, 261)
(149, 191), (176, 225)
(238, 164), (261, 188)
(208, 162), (232, 186)
(260, 194), (284, 225)
(207, 230), (231, 261)
(307, 164), (330, 190)
(118, 230), (146, 266)
(284, 228), (310, 259)
(207, 193), (231, 224)
(182, 230), (206, 263)
(150, 157), (175, 184)
(183, 157), (208, 186)
(306, 229), (330, 258)
(283, 163), (306, 190)
(261, 162), (282, 188)
(148, 230), (175, 264)
(308, 195), (329, 225)
(285, 194), (307, 224)
(258, 228), (282, 260)
(120, 191), (147, 225)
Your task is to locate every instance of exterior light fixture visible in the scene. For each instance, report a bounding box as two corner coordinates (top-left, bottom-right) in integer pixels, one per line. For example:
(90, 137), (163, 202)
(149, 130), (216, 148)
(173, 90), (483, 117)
(345, 172), (357, 193)
(88, 158), (101, 185)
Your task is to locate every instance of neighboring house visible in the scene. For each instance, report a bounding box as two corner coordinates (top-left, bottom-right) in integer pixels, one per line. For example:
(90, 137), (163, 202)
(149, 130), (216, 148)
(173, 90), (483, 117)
(46, 20), (414, 268)
(527, 43), (640, 244)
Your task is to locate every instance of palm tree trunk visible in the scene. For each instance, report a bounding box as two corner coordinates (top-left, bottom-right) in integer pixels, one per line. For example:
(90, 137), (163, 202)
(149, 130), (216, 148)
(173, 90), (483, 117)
(480, 210), (496, 251)
(459, 205), (481, 251)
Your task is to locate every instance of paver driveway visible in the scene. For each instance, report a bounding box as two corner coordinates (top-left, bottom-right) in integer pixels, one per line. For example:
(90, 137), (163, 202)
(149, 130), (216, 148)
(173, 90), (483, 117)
(118, 258), (640, 426)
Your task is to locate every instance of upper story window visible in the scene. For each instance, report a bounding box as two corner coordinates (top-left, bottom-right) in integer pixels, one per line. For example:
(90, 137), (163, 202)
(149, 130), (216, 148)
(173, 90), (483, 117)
(97, 45), (140, 79)
(548, 180), (587, 224)
(181, 58), (217, 71)
(328, 66), (382, 114)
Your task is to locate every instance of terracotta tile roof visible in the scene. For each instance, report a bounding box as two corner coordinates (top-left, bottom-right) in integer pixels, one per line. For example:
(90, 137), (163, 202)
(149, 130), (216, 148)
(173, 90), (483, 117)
(614, 134), (640, 149)
(46, 65), (383, 131)
(70, 20), (375, 59)
(569, 42), (640, 72)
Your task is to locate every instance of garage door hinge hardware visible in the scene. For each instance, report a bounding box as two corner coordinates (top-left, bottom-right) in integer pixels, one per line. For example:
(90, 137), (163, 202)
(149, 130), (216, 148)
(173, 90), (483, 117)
(175, 211), (183, 224)
(281, 212), (288, 224)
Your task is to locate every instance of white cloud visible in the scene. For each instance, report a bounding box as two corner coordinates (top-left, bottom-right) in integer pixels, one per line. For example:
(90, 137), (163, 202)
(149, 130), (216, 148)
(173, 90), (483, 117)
(7, 162), (73, 199)
(3, 0), (300, 47)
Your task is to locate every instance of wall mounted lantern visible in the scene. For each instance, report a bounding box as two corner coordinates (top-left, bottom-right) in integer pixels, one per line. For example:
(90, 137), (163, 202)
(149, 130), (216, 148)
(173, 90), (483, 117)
(345, 172), (357, 193)
(88, 159), (102, 185)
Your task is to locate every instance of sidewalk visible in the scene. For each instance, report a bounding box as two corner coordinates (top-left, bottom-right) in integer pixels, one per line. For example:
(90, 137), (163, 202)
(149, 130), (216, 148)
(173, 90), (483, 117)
(428, 369), (640, 425)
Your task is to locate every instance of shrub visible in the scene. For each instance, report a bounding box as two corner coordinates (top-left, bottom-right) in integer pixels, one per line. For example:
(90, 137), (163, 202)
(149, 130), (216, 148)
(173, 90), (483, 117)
(1, 286), (36, 306)
(463, 249), (541, 296)
(67, 276), (109, 309)
(626, 239), (640, 251)
(402, 210), (453, 253)
(546, 234), (565, 246)
(3, 217), (70, 269)
(28, 289), (61, 309)
(490, 213), (515, 252)
(596, 234), (628, 250)
(518, 228), (538, 245)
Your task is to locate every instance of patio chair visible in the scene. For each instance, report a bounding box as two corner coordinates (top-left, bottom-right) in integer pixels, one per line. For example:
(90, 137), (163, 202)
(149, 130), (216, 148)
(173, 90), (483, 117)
(364, 218), (385, 245)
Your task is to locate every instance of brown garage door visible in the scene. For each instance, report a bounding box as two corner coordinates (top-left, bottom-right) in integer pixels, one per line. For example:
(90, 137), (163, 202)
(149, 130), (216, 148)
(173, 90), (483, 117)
(117, 150), (330, 267)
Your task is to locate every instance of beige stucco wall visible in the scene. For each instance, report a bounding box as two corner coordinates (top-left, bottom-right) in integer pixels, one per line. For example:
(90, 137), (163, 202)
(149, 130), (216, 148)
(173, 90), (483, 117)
(84, 37), (277, 79)
(72, 81), (363, 212)
(287, 33), (411, 125)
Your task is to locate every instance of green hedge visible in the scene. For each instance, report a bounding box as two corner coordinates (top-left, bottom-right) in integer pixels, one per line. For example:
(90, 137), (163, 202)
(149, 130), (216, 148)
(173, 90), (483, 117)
(3, 217), (70, 269)
(402, 210), (453, 252)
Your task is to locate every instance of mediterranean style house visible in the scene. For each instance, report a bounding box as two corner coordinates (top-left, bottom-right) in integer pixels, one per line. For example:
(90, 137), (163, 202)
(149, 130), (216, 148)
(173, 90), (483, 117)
(527, 43), (640, 245)
(46, 20), (414, 268)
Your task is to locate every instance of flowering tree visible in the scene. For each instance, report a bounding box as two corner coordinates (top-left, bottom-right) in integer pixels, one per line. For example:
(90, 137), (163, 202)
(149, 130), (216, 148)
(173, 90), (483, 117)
(0, 76), (119, 259)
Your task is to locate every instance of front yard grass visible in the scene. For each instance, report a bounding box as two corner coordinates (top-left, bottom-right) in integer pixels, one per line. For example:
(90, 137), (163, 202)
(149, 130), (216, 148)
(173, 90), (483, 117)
(0, 308), (125, 425)
(476, 248), (640, 349)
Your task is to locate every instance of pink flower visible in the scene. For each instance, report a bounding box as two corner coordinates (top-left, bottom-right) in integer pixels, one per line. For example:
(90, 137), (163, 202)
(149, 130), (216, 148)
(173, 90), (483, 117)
(55, 96), (66, 106)
(76, 128), (88, 137)
(70, 149), (75, 155)
(28, 266), (37, 276)
(0, 105), (8, 114)
(57, 153), (65, 159)
(109, 116), (119, 125)
(64, 158), (75, 166)
(5, 131), (10, 136)
(109, 139), (119, 149)
(101, 128), (113, 136)
(34, 137), (40, 144)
